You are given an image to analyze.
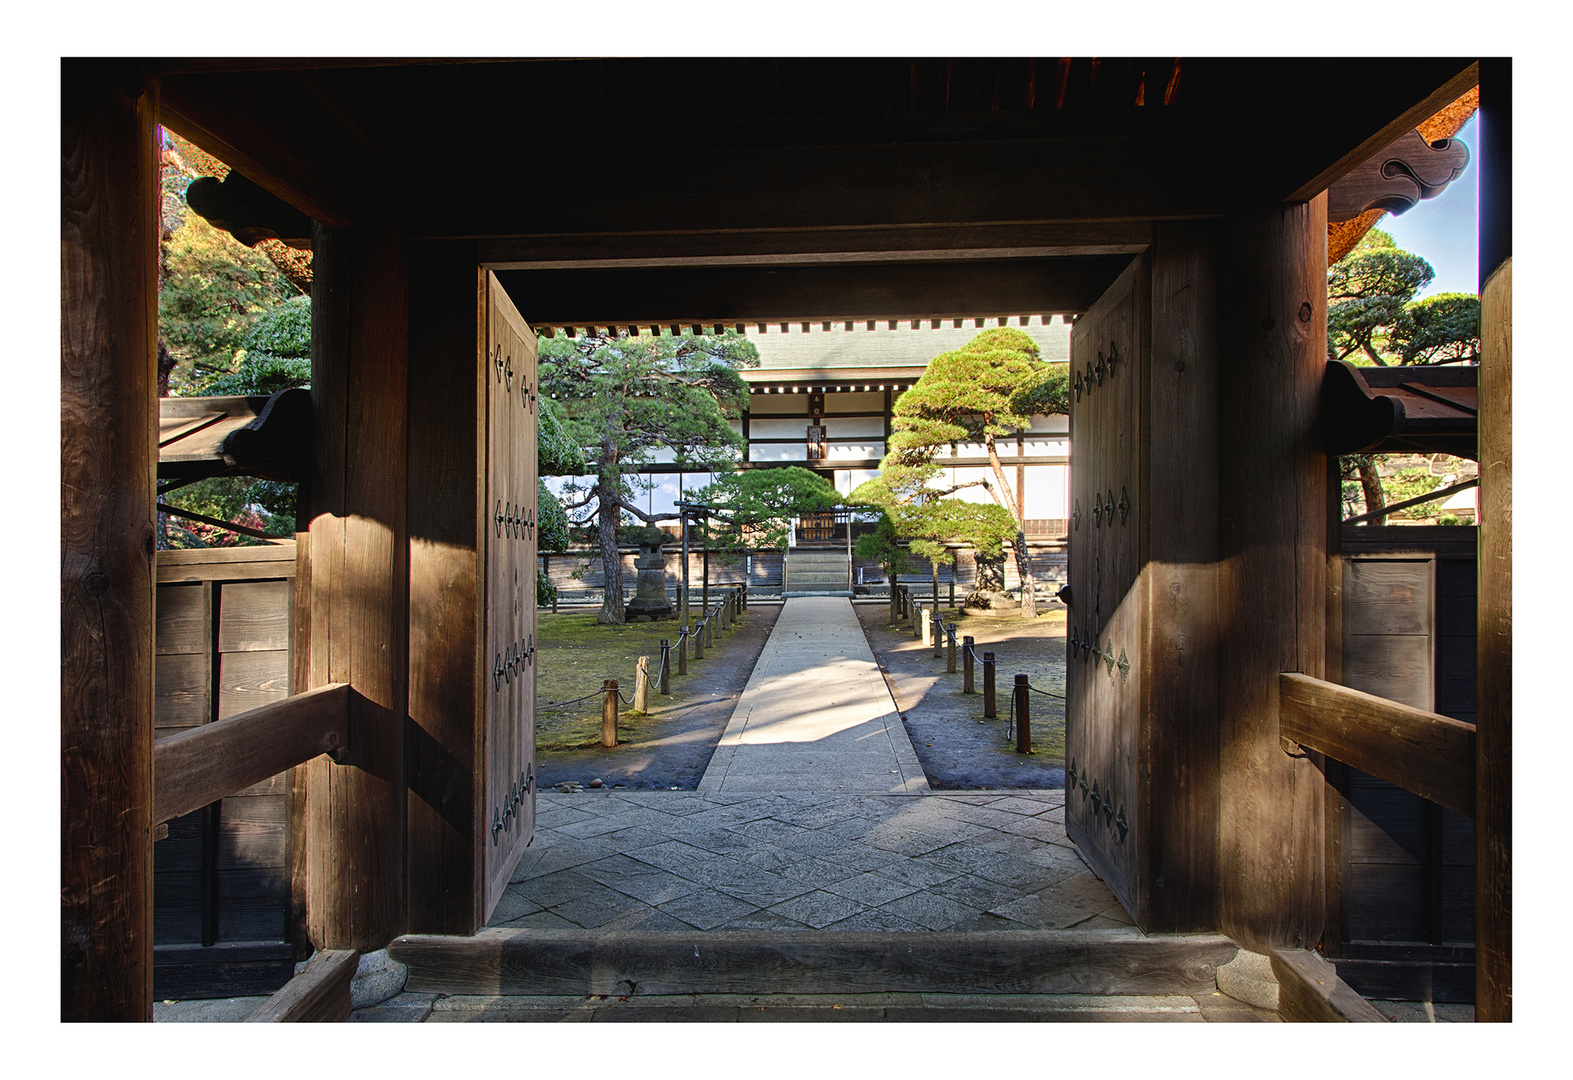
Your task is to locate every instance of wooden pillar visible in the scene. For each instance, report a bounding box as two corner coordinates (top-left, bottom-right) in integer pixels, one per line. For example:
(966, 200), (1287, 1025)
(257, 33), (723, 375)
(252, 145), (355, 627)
(405, 244), (484, 933)
(1215, 195), (1328, 953)
(60, 59), (160, 1022)
(302, 218), (409, 952)
(1475, 57), (1512, 1023)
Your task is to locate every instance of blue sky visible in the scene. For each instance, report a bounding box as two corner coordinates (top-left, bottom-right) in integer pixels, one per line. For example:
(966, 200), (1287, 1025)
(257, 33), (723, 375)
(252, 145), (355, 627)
(1372, 115), (1479, 298)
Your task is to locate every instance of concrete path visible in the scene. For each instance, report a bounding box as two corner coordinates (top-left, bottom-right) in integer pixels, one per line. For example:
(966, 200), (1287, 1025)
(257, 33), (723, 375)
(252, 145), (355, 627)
(699, 597), (928, 795)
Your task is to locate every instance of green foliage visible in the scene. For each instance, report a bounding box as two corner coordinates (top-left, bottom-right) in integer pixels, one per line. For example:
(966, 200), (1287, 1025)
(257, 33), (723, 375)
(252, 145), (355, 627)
(536, 569), (558, 609)
(538, 397), (588, 477)
(691, 466), (841, 551)
(160, 212), (301, 395)
(1389, 293), (1481, 365)
(1009, 361), (1071, 418)
(1383, 466), (1443, 520)
(886, 327), (1044, 464)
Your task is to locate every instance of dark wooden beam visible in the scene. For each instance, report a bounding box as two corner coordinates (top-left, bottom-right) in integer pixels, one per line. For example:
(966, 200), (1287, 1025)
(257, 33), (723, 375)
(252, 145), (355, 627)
(1277, 61), (1479, 203)
(1269, 948), (1387, 1023)
(302, 218), (410, 952)
(61, 59), (160, 1024)
(494, 256), (1132, 327)
(1278, 674), (1476, 818)
(153, 683), (350, 826)
(1216, 195), (1329, 955)
(244, 948), (359, 1022)
(405, 243), (487, 935)
(1475, 56), (1512, 1024)
(475, 222), (1153, 267)
(158, 70), (380, 228)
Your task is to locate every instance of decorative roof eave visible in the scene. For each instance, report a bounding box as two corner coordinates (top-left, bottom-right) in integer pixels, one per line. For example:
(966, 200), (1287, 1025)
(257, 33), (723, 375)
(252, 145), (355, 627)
(1321, 360), (1478, 460)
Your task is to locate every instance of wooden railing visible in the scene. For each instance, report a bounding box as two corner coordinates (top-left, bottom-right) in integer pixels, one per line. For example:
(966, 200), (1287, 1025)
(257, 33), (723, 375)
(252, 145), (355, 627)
(153, 682), (351, 825)
(1278, 672), (1476, 819)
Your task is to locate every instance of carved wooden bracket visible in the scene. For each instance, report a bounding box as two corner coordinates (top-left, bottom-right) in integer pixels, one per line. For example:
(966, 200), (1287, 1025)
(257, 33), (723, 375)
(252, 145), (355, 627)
(1328, 128), (1470, 222)
(185, 170), (314, 249)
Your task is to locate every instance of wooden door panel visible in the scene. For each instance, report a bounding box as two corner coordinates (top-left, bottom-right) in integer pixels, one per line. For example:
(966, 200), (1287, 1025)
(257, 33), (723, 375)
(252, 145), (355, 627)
(1067, 272), (1143, 911)
(482, 273), (538, 918)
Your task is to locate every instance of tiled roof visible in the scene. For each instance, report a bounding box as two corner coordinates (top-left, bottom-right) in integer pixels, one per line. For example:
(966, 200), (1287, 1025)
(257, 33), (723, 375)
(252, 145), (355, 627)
(746, 317), (1072, 371)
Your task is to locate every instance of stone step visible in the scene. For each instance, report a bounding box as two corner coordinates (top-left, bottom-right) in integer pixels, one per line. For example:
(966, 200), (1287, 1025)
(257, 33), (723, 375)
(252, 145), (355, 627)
(391, 928), (1240, 999)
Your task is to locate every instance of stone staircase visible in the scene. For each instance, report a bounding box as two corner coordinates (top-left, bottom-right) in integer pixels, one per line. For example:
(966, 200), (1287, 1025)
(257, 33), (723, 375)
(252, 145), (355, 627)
(782, 550), (851, 596)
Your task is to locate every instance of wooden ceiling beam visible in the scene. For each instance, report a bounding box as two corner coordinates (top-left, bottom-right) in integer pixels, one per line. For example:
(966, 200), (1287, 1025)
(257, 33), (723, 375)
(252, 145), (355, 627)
(492, 255), (1132, 326)
(474, 221), (1153, 268)
(158, 71), (384, 228)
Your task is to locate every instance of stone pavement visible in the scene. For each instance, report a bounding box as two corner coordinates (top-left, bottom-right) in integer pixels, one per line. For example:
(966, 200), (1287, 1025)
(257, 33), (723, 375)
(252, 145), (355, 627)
(490, 788), (1132, 935)
(699, 596), (927, 795)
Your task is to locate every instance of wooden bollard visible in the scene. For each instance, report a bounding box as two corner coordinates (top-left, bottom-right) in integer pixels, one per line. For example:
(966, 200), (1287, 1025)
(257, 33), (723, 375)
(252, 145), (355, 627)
(920, 607), (932, 646)
(1014, 674), (1032, 753)
(602, 680), (619, 747)
(983, 652), (997, 718)
(678, 626), (689, 675)
(693, 619), (704, 659)
(659, 640), (671, 694)
(897, 586), (906, 618)
(963, 636), (975, 693)
(946, 626), (957, 673)
(634, 656), (650, 713)
(949, 580), (956, 608)
(933, 615), (943, 659)
(721, 598), (731, 632)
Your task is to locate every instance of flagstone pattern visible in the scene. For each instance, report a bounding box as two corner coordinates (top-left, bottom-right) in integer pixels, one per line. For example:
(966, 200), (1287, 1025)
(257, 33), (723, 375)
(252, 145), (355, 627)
(492, 790), (1132, 934)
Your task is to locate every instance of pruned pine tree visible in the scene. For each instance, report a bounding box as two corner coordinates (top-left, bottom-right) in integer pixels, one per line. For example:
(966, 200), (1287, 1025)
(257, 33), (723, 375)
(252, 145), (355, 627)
(884, 328), (1065, 615)
(539, 330), (755, 624)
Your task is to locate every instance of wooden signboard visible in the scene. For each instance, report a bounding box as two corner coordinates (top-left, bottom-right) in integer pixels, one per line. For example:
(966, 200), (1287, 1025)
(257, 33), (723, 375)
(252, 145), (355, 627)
(481, 274), (538, 918)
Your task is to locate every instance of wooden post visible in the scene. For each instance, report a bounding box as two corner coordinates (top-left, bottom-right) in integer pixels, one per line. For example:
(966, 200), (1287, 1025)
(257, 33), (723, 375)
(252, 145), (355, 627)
(721, 597), (731, 633)
(1215, 195), (1328, 954)
(303, 216), (409, 953)
(61, 60), (160, 1022)
(949, 579), (956, 609)
(1476, 57), (1512, 1023)
(1015, 675), (1032, 754)
(963, 636), (975, 693)
(602, 681), (618, 747)
(921, 607), (932, 647)
(659, 640), (671, 695)
(693, 619), (704, 659)
(680, 509), (690, 631)
(678, 625), (689, 674)
(932, 613), (943, 658)
(983, 652), (997, 718)
(634, 657), (650, 713)
(947, 626), (957, 674)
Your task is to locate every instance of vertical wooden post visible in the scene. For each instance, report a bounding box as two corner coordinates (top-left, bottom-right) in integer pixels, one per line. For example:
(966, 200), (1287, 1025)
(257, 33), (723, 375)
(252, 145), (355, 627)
(963, 636), (975, 693)
(634, 657), (650, 713)
(921, 607), (932, 646)
(678, 625), (689, 674)
(304, 217), (409, 953)
(693, 619), (704, 659)
(932, 614), (943, 659)
(1014, 675), (1032, 754)
(983, 653), (997, 718)
(61, 59), (159, 1022)
(1215, 195), (1328, 954)
(1476, 57), (1512, 1023)
(946, 626), (957, 673)
(659, 640), (671, 695)
(602, 681), (619, 747)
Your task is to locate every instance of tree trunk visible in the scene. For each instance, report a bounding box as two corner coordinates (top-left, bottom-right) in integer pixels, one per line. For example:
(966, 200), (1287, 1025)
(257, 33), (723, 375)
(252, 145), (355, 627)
(1357, 458), (1386, 524)
(985, 437), (1037, 615)
(595, 432), (626, 624)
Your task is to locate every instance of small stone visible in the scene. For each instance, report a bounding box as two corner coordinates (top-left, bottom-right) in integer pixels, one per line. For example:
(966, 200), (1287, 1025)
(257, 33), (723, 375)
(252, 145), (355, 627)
(588, 778), (603, 788)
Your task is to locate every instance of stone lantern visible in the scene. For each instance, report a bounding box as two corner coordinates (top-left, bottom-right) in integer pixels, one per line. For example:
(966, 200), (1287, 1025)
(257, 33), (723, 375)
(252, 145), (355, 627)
(625, 526), (673, 620)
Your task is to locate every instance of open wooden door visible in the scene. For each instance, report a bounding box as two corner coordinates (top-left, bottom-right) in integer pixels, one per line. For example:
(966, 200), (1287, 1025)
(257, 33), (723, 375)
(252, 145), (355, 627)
(481, 273), (538, 919)
(1065, 259), (1145, 917)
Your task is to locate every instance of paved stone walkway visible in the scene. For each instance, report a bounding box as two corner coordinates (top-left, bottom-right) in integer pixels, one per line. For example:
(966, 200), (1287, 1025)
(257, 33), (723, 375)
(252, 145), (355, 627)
(699, 596), (927, 795)
(490, 789), (1131, 935)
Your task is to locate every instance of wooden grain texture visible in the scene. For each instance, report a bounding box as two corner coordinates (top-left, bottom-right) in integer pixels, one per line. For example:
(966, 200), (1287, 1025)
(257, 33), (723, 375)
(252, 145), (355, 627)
(153, 683), (349, 825)
(61, 61), (160, 1023)
(1141, 221), (1221, 932)
(217, 580), (292, 651)
(218, 650), (291, 719)
(1279, 673), (1475, 819)
(155, 542), (297, 582)
(304, 217), (409, 952)
(245, 948), (359, 1022)
(1216, 196), (1327, 954)
(156, 582), (209, 654)
(406, 245), (485, 934)
(392, 930), (1240, 998)
(1477, 254), (1511, 1021)
(1344, 561), (1432, 637)
(1270, 948), (1387, 1023)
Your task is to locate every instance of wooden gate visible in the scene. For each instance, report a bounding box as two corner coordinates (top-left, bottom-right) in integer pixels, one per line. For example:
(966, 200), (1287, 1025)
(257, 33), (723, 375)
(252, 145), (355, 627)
(1065, 262), (1144, 913)
(481, 273), (538, 918)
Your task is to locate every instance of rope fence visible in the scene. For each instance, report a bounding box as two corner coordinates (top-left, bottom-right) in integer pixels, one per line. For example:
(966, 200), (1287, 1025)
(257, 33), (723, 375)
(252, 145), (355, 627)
(895, 583), (1066, 755)
(537, 585), (748, 749)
